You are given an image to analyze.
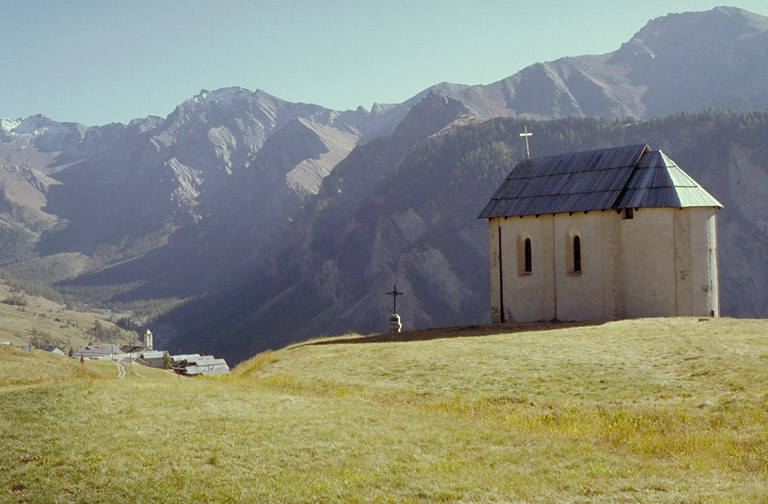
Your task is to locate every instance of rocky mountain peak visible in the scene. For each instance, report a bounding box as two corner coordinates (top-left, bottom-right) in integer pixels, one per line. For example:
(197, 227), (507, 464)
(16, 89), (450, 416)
(391, 90), (473, 138)
(606, 6), (768, 116)
(616, 5), (768, 61)
(167, 87), (285, 127)
(0, 115), (87, 156)
(449, 6), (768, 121)
(0, 114), (85, 139)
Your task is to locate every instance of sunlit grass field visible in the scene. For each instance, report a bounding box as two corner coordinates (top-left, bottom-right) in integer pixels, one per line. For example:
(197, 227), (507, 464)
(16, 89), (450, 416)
(0, 279), (138, 350)
(1, 318), (766, 503)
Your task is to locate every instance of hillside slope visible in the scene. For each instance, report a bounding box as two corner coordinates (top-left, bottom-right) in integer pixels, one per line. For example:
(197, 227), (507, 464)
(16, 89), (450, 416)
(2, 318), (766, 503)
(163, 109), (768, 364)
(0, 273), (141, 351)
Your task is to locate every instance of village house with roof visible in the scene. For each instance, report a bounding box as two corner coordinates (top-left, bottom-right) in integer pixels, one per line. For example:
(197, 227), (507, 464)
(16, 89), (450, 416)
(72, 343), (125, 360)
(478, 143), (722, 323)
(38, 345), (67, 356)
(171, 354), (230, 376)
(71, 344), (229, 375)
(139, 350), (166, 368)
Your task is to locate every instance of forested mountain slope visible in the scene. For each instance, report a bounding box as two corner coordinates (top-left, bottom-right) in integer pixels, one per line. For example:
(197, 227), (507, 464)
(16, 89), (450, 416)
(163, 109), (768, 363)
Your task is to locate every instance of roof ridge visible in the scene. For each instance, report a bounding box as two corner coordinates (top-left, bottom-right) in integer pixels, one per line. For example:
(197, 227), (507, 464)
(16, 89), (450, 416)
(522, 143), (649, 163)
(479, 144), (721, 219)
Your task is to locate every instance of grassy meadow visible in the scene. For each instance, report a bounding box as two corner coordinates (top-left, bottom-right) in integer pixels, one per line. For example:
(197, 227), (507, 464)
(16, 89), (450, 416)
(0, 279), (138, 351)
(1, 317), (766, 503)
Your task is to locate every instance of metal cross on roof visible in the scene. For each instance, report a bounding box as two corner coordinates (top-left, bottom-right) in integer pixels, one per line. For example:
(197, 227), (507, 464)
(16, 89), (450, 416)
(520, 126), (533, 160)
(386, 284), (404, 314)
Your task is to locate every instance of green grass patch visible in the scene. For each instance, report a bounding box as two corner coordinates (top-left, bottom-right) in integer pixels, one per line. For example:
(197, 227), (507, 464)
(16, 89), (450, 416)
(0, 346), (105, 386)
(0, 278), (140, 350)
(1, 318), (767, 503)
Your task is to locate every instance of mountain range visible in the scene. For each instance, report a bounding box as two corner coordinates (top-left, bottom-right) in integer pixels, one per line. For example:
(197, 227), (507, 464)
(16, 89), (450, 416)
(1, 6), (767, 363)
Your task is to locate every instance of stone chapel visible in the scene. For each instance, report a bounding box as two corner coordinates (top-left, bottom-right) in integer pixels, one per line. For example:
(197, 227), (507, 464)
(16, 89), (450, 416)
(478, 144), (722, 323)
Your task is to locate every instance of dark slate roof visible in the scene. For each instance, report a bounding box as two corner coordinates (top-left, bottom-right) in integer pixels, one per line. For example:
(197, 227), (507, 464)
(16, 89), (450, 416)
(615, 150), (723, 208)
(140, 351), (165, 360)
(478, 144), (722, 218)
(121, 345), (148, 354)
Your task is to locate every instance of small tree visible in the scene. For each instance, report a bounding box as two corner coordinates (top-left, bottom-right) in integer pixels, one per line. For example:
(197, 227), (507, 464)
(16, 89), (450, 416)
(163, 351), (173, 370)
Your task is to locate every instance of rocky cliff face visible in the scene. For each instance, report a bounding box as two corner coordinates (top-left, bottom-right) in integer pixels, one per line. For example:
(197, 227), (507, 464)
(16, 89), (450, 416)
(0, 87), (421, 281)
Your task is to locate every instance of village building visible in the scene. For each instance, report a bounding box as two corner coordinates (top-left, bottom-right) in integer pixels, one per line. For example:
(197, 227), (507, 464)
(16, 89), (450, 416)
(143, 329), (153, 350)
(72, 343), (124, 360)
(38, 345), (66, 356)
(139, 350), (166, 369)
(171, 354), (230, 376)
(478, 144), (722, 323)
(121, 344), (149, 355)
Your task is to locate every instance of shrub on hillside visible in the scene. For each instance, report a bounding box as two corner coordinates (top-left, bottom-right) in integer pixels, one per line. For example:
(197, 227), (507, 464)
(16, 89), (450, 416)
(2, 295), (27, 306)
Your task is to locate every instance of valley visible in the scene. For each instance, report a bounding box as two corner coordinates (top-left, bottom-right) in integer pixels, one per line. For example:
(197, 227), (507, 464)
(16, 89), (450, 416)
(1, 7), (767, 364)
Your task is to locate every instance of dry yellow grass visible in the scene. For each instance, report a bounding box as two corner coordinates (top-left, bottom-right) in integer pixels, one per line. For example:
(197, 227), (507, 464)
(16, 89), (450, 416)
(0, 346), (104, 386)
(1, 317), (766, 503)
(236, 317), (768, 501)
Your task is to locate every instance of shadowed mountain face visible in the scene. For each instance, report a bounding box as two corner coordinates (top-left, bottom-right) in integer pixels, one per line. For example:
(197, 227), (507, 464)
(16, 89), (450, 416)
(159, 109), (768, 365)
(1, 7), (767, 364)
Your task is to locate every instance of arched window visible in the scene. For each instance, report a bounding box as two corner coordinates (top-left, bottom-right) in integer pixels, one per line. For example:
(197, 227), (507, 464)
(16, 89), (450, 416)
(573, 235), (581, 273)
(524, 238), (532, 273)
(517, 234), (532, 275)
(566, 231), (582, 275)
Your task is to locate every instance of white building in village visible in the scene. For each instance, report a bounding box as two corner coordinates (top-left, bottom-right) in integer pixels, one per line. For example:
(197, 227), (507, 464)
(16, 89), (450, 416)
(143, 329), (153, 351)
(478, 144), (722, 323)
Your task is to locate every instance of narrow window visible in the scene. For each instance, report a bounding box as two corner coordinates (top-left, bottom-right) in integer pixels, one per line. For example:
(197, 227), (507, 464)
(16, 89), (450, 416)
(524, 238), (532, 273)
(517, 234), (532, 276)
(573, 235), (581, 273)
(622, 207), (634, 220)
(498, 226), (504, 323)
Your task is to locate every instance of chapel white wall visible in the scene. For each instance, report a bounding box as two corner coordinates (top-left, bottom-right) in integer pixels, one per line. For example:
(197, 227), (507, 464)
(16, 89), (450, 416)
(487, 207), (720, 322)
(679, 208), (719, 316)
(488, 216), (555, 323)
(619, 208), (677, 317)
(553, 211), (618, 321)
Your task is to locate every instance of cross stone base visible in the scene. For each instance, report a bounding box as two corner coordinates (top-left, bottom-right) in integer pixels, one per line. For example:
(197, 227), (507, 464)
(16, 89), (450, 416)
(388, 313), (402, 333)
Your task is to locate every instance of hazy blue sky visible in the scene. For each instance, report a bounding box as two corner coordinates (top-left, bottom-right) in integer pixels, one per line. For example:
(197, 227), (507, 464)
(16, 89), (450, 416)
(3, 0), (768, 126)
